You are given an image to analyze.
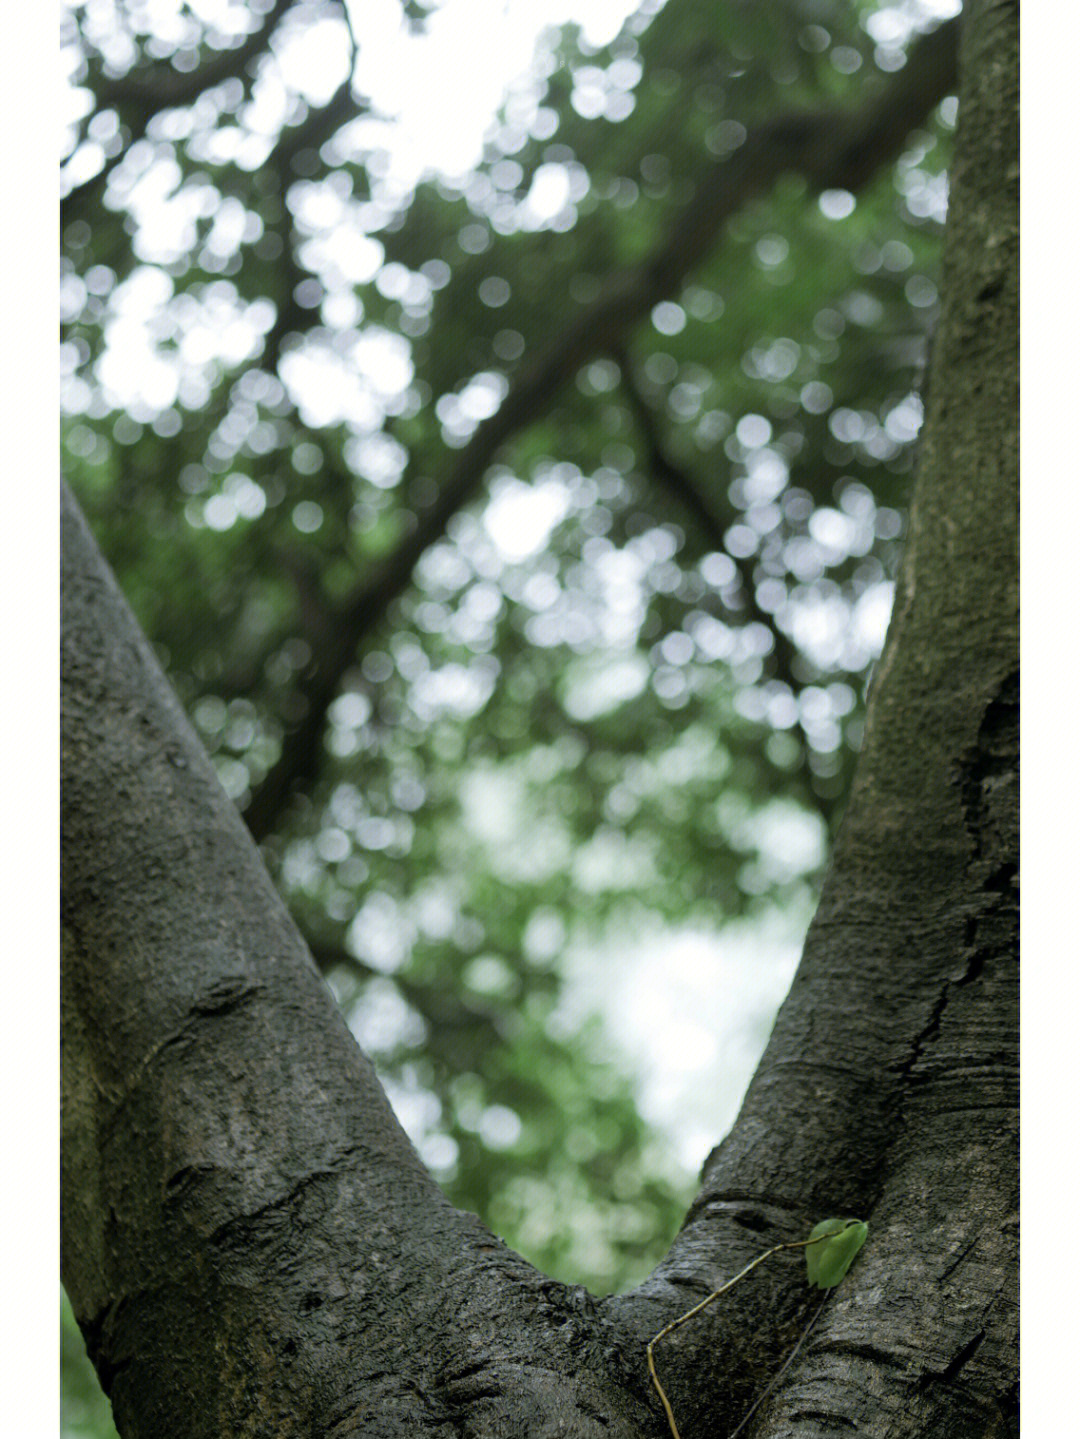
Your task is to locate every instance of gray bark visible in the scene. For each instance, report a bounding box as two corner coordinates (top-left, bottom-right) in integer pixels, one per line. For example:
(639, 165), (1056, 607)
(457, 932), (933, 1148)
(61, 1), (1017, 1434)
(618, 1), (1018, 1431)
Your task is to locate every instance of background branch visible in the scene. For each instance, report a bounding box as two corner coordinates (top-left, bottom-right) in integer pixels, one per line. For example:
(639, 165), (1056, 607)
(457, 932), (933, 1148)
(241, 19), (959, 840)
(62, 0), (297, 224)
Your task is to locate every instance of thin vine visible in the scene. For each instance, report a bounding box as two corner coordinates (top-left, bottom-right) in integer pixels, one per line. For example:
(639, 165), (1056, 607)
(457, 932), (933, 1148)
(646, 1219), (868, 1439)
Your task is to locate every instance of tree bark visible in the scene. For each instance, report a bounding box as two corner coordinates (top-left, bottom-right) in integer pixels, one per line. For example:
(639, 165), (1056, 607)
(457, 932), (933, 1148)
(615, 2), (1018, 1432)
(61, 1), (1017, 1434)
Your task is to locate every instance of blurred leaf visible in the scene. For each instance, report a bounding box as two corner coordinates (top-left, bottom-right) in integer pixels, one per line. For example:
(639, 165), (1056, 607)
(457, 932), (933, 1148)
(62, 1290), (120, 1439)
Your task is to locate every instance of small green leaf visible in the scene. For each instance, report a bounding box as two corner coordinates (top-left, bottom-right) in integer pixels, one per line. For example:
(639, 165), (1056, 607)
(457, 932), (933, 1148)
(805, 1218), (868, 1289)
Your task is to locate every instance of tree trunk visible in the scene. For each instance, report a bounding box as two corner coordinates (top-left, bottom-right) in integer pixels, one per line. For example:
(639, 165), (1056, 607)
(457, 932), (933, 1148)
(61, 1), (1017, 1434)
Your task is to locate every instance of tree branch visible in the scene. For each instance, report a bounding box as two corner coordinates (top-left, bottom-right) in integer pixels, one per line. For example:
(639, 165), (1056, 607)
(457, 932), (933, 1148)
(602, 4), (1017, 1426)
(62, 477), (659, 1434)
(614, 347), (873, 723)
(62, 0), (297, 224)
(616, 347), (811, 671)
(645, 18), (959, 296)
(93, 0), (297, 109)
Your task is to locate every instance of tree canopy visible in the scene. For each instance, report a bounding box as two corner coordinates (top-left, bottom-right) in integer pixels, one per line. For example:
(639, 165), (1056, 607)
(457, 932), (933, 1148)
(60, 1), (968, 1431)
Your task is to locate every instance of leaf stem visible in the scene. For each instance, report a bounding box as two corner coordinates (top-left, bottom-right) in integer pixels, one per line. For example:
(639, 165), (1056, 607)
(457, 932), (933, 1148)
(645, 1232), (836, 1439)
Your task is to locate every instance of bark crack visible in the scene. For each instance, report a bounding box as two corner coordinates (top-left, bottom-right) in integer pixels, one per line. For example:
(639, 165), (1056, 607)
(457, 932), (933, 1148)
(890, 976), (953, 1084)
(958, 668), (1019, 875)
(889, 668), (1018, 1090)
(789, 1409), (857, 1430)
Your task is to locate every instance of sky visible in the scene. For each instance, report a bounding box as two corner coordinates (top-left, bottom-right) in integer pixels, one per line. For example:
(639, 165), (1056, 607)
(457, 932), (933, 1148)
(344, 0), (646, 180)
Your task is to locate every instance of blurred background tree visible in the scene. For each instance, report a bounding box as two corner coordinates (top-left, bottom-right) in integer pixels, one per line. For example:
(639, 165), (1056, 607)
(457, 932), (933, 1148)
(60, 0), (959, 1430)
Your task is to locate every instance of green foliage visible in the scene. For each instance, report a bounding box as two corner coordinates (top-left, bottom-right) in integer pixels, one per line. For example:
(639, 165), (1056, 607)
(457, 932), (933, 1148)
(60, 0), (954, 1407)
(62, 1290), (119, 1439)
(805, 1217), (869, 1288)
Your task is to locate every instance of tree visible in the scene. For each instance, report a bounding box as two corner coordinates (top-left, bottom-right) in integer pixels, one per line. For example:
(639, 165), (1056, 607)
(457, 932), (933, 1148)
(61, 0), (1017, 1433)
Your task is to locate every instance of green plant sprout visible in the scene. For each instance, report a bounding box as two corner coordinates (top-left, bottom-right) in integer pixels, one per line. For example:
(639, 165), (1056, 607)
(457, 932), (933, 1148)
(804, 1217), (869, 1289)
(646, 1218), (869, 1439)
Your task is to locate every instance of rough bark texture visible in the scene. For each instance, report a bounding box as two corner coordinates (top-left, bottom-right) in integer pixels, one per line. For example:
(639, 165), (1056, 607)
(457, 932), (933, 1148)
(613, 1), (1018, 1432)
(61, 1), (1017, 1434)
(61, 481), (656, 1437)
